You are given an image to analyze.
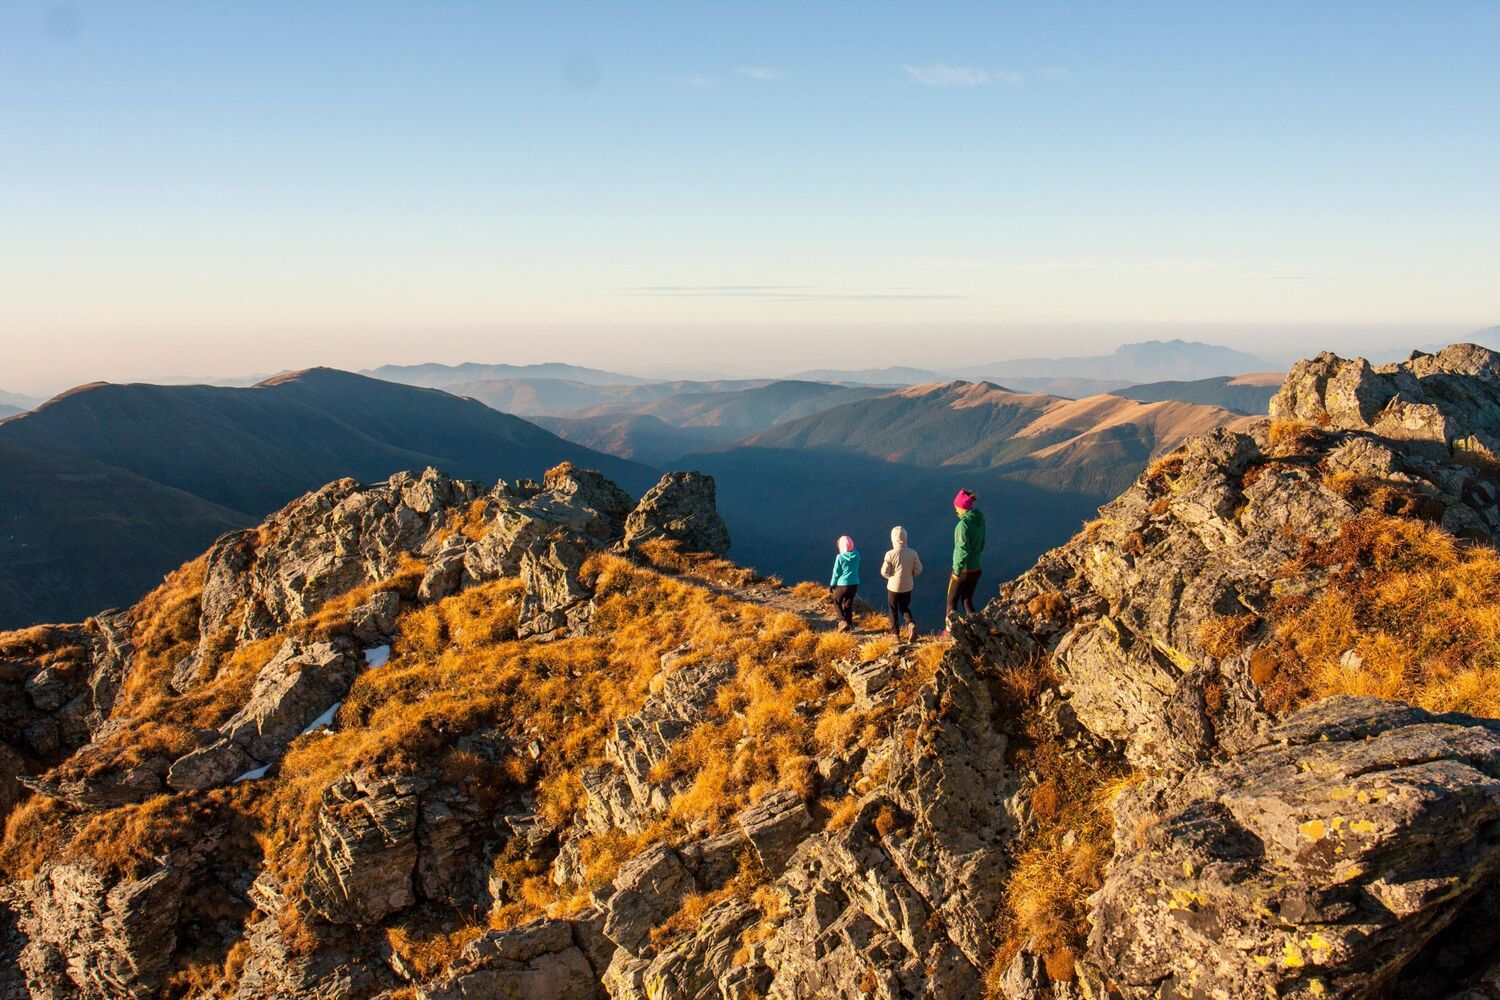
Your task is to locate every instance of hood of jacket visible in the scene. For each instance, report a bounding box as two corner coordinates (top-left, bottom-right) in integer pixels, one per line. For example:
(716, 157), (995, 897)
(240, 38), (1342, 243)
(890, 525), (907, 549)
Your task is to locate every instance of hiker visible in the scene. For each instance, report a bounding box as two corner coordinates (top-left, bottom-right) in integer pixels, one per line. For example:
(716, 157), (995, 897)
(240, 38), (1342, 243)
(944, 488), (985, 633)
(880, 525), (922, 641)
(828, 534), (861, 632)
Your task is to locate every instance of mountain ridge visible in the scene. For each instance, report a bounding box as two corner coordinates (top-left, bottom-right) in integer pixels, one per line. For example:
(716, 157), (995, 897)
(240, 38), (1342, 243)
(5, 346), (1500, 999)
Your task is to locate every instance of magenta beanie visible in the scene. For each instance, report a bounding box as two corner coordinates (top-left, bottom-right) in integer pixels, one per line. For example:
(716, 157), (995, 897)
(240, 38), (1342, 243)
(954, 489), (977, 511)
(837, 535), (855, 553)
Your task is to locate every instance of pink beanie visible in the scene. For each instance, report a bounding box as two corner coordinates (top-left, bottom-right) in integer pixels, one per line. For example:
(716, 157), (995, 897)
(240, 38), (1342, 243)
(837, 535), (855, 553)
(954, 489), (977, 511)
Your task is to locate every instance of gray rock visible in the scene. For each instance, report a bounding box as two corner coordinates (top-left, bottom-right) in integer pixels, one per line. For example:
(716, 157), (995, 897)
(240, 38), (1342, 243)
(421, 920), (604, 1000)
(166, 638), (361, 790)
(623, 471), (731, 555)
(1091, 696), (1500, 999)
(303, 771), (423, 925)
(736, 788), (813, 870)
(601, 845), (696, 955)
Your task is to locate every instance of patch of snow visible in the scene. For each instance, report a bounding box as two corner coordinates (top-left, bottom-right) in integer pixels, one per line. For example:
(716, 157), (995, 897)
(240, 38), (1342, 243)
(300, 701), (342, 736)
(235, 764), (271, 782)
(364, 645), (391, 667)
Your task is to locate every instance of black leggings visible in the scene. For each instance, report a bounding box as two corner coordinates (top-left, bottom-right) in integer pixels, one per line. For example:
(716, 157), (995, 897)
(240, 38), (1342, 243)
(946, 570), (982, 619)
(830, 585), (858, 627)
(886, 590), (915, 636)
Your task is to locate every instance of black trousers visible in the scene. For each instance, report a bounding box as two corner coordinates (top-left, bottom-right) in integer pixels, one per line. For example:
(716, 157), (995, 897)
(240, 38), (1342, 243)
(830, 585), (858, 626)
(946, 569), (982, 619)
(887, 589), (915, 635)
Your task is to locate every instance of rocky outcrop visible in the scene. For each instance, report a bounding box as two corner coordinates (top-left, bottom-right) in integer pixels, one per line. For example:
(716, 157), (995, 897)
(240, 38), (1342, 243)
(1272, 344), (1500, 458)
(0, 615), (135, 817)
(1093, 696), (1500, 999)
(577, 650), (737, 835)
(421, 921), (604, 1000)
(10, 842), (216, 1000)
(168, 638), (363, 790)
(623, 471), (731, 555)
(196, 468), (486, 652)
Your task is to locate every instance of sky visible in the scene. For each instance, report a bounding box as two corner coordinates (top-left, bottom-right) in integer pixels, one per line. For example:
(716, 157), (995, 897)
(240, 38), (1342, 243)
(2, 1), (1497, 394)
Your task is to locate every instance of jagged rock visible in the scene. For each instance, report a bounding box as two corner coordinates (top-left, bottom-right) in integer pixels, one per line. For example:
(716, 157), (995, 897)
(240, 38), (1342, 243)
(1272, 343), (1500, 458)
(197, 468), (486, 650)
(736, 788), (813, 870)
(347, 590), (401, 646)
(303, 770), (423, 925)
(166, 638), (361, 790)
(0, 621), (122, 808)
(623, 471), (731, 555)
(1092, 695), (1500, 1000)
(418, 541), (468, 602)
(11, 841), (215, 1000)
(516, 533), (596, 640)
(232, 873), (398, 1000)
(603, 900), (760, 1000)
(601, 845), (696, 955)
(579, 652), (737, 835)
(422, 920), (604, 1000)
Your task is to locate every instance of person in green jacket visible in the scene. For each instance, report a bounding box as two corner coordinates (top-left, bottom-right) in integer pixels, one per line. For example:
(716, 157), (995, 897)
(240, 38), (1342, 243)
(828, 534), (861, 632)
(944, 489), (985, 633)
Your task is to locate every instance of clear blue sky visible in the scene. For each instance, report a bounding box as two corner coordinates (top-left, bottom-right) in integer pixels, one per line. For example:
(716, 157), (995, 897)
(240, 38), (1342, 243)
(3, 1), (1497, 392)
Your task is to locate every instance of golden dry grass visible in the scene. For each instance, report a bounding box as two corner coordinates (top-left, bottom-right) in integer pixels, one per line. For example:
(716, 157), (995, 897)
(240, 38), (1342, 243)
(1256, 512), (1500, 717)
(386, 923), (484, 980)
(982, 652), (1133, 994)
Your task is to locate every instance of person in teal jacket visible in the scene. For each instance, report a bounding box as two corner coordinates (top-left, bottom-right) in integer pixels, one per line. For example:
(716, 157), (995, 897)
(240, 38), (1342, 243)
(828, 534), (861, 632)
(944, 489), (985, 633)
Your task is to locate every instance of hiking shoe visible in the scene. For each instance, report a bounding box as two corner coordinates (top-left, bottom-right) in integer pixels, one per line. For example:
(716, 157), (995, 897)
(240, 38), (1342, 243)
(836, 620), (849, 633)
(904, 623), (918, 642)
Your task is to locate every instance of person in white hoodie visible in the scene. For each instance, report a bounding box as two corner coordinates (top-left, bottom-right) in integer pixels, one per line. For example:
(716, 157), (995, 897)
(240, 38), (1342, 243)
(879, 525), (923, 641)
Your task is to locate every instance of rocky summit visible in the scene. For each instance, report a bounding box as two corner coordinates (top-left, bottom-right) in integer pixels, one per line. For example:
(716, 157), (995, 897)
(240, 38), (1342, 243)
(5, 346), (1500, 1000)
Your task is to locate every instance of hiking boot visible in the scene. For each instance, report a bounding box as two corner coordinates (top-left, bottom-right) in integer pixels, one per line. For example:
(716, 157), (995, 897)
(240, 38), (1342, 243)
(904, 623), (918, 642)
(836, 620), (849, 633)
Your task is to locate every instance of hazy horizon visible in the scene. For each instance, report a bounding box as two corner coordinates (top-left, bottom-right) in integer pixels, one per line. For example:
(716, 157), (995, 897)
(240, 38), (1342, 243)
(4, 2), (1497, 395)
(5, 321), (1494, 397)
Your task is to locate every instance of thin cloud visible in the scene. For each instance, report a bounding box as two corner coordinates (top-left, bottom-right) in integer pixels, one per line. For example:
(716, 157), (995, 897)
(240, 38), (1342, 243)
(735, 66), (784, 82)
(624, 285), (965, 301)
(678, 73), (719, 89)
(903, 64), (1022, 87)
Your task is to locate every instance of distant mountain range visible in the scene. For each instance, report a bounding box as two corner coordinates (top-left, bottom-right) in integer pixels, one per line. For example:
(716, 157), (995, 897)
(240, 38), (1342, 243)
(443, 377), (774, 417)
(0, 404), (23, 419)
(365, 361), (652, 389)
(1110, 371), (1283, 414)
(0, 369), (653, 627)
(0, 389), (42, 411)
(957, 339), (1271, 382)
(685, 381), (1255, 622)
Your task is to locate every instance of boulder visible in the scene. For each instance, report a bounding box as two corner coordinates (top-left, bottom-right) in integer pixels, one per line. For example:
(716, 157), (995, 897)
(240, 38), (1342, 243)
(601, 845), (696, 955)
(303, 771), (423, 925)
(623, 471), (731, 555)
(1272, 344), (1500, 458)
(166, 638), (361, 790)
(421, 920), (604, 1000)
(1091, 696), (1500, 999)
(516, 534), (596, 640)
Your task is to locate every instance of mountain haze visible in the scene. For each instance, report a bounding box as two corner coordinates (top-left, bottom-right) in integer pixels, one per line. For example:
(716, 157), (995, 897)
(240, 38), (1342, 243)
(365, 361), (652, 389)
(689, 382), (1253, 620)
(0, 369), (654, 627)
(1111, 371), (1283, 414)
(958, 338), (1269, 382)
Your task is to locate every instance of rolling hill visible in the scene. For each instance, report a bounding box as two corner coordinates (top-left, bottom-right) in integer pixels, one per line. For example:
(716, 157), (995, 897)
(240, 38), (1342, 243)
(687, 381), (1255, 621)
(0, 369), (655, 627)
(1111, 371), (1284, 414)
(440, 377), (772, 417)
